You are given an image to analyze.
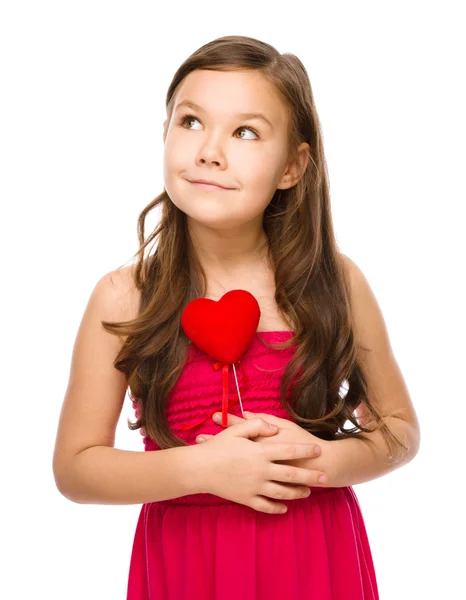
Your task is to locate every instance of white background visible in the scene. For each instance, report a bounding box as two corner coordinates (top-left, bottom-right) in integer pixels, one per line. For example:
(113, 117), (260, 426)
(1, 1), (464, 598)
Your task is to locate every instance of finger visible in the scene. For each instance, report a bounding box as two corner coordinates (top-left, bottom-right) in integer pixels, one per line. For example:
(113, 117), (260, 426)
(245, 412), (281, 427)
(232, 416), (281, 439)
(195, 434), (214, 443)
(212, 412), (245, 427)
(265, 442), (319, 463)
(269, 462), (328, 486)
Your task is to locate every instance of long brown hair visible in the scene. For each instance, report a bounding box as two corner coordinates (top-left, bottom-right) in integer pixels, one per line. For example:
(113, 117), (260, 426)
(103, 35), (408, 462)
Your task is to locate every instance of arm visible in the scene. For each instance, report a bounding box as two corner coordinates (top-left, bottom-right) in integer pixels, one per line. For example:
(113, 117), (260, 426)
(307, 255), (421, 488)
(308, 415), (420, 488)
(52, 269), (205, 506)
(57, 444), (204, 505)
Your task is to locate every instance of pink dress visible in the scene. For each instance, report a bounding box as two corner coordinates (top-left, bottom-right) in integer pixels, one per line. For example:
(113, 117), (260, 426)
(126, 331), (379, 599)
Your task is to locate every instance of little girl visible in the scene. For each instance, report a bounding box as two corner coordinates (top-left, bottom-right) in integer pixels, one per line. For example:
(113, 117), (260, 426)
(53, 35), (420, 600)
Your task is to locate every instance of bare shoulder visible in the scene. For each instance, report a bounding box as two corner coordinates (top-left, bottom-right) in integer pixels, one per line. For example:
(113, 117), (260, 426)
(52, 264), (141, 493)
(339, 252), (361, 288)
(104, 264), (141, 325)
(339, 251), (392, 364)
(339, 252), (383, 312)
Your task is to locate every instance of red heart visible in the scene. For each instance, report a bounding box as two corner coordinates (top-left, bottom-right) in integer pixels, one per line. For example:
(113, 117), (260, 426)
(181, 289), (261, 363)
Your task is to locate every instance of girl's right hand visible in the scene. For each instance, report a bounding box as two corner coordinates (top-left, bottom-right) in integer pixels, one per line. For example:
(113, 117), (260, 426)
(193, 416), (326, 514)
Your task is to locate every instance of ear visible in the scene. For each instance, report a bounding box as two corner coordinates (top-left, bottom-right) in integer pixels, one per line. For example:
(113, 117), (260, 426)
(277, 142), (311, 190)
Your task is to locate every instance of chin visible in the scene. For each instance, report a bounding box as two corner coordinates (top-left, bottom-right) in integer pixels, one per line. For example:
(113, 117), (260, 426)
(187, 211), (244, 229)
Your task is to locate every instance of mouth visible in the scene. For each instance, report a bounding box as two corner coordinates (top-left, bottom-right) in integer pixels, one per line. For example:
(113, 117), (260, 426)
(187, 179), (234, 191)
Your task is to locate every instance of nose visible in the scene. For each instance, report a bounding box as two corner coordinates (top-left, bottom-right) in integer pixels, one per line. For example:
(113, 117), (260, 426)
(199, 157), (221, 166)
(196, 136), (227, 168)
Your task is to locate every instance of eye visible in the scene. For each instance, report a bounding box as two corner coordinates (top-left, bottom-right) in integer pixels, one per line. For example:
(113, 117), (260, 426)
(179, 114), (259, 140)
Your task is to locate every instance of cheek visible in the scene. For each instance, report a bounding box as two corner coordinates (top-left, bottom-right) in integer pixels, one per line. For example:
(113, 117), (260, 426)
(163, 147), (188, 206)
(163, 143), (182, 183)
(241, 157), (281, 197)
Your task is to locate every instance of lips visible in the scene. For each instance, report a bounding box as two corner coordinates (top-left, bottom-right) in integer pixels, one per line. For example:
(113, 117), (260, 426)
(188, 179), (233, 191)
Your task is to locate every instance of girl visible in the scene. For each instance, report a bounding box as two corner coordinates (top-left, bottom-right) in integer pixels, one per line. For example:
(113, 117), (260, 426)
(52, 35), (420, 599)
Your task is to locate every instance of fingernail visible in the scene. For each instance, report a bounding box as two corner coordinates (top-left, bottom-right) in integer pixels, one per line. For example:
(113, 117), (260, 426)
(212, 414), (221, 423)
(269, 423), (278, 430)
(318, 475), (327, 483)
(197, 437), (206, 443)
(314, 446), (321, 455)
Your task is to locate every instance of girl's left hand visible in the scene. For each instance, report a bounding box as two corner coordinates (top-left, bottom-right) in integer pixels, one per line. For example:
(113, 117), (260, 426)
(195, 411), (331, 481)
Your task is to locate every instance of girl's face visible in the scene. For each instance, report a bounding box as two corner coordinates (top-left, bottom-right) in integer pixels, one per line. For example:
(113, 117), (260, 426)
(162, 69), (293, 231)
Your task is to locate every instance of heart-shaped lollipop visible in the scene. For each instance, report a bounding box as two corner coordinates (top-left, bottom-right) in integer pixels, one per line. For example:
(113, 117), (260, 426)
(181, 289), (261, 428)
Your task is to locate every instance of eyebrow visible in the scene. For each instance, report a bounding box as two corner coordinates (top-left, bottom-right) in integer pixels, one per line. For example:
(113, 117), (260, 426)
(174, 100), (273, 130)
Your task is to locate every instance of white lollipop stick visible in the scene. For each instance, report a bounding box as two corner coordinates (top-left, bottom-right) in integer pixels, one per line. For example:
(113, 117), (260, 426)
(232, 363), (245, 417)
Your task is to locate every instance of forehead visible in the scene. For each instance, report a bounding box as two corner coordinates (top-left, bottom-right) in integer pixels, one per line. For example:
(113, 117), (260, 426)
(172, 69), (288, 127)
